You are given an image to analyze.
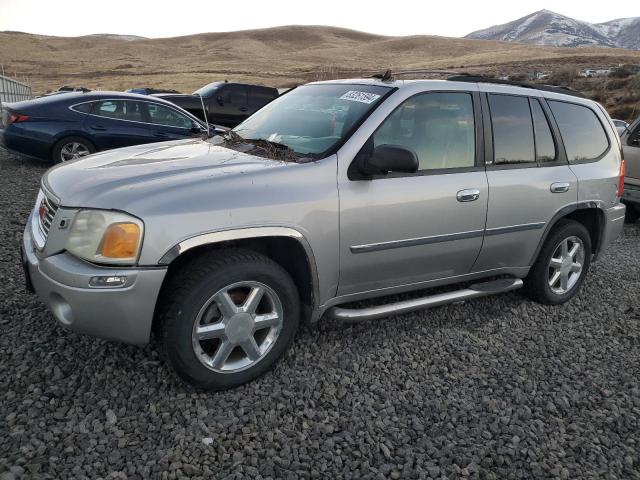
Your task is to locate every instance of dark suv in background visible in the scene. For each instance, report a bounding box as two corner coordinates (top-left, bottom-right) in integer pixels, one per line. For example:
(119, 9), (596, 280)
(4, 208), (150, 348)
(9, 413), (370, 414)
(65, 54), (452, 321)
(155, 82), (279, 127)
(621, 116), (640, 222)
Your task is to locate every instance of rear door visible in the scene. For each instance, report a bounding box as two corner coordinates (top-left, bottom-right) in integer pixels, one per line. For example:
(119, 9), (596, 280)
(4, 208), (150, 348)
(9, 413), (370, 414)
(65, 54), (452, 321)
(85, 100), (156, 149)
(473, 91), (578, 271)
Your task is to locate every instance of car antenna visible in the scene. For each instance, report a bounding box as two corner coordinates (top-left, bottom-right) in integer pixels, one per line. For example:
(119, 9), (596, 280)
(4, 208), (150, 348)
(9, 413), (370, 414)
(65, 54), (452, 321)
(196, 93), (211, 138)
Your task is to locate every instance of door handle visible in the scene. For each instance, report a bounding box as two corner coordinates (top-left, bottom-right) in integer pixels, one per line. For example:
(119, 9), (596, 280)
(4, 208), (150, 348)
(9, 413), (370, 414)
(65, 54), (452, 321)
(239, 106), (248, 112)
(457, 189), (481, 202)
(153, 132), (169, 138)
(90, 125), (107, 131)
(550, 182), (570, 193)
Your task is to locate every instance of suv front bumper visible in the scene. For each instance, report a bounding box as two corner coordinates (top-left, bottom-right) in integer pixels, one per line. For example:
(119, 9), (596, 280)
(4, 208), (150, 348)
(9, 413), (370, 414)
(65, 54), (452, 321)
(23, 216), (167, 345)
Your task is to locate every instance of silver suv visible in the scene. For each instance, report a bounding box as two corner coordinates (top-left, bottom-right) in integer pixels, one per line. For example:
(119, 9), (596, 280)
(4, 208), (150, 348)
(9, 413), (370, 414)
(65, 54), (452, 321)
(22, 77), (626, 390)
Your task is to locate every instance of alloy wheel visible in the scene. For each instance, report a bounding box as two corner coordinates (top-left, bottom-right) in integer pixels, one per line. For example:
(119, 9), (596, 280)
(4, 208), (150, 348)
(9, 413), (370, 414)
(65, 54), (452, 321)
(547, 236), (585, 295)
(191, 281), (284, 373)
(60, 142), (90, 162)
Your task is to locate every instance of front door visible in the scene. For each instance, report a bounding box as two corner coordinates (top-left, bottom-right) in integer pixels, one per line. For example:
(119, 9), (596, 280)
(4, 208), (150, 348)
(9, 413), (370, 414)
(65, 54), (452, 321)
(209, 84), (248, 127)
(338, 90), (488, 296)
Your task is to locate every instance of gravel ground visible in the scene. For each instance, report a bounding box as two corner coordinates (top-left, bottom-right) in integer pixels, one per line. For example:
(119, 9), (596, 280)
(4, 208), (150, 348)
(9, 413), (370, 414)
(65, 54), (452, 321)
(1, 148), (639, 480)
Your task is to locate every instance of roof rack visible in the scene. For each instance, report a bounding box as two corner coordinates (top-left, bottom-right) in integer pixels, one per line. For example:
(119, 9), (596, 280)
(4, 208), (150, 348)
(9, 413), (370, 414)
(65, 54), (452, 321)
(369, 70), (586, 99)
(447, 74), (586, 98)
(371, 69), (466, 82)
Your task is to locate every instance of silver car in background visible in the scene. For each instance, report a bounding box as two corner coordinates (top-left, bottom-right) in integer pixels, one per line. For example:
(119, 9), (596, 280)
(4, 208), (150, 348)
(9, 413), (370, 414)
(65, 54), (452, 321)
(22, 76), (626, 390)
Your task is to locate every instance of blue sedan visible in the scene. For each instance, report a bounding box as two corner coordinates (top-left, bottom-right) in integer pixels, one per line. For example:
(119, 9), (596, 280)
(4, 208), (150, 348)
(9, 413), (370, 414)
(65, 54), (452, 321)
(0, 91), (210, 163)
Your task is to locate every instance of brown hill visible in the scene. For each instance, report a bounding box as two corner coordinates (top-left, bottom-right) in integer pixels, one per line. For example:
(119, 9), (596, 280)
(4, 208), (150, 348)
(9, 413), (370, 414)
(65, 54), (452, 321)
(2, 26), (640, 96)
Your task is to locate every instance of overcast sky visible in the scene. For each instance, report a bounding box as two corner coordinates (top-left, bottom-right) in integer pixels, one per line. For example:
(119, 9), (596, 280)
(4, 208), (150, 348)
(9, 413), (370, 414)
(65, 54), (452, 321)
(0, 0), (637, 38)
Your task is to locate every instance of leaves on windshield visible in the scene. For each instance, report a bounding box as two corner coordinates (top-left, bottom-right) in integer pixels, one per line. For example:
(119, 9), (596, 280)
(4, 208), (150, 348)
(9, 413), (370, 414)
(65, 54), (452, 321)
(219, 131), (304, 163)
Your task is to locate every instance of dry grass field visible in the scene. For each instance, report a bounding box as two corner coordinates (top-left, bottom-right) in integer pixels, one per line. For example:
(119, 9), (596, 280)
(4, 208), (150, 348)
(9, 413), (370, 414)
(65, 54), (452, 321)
(2, 25), (640, 95)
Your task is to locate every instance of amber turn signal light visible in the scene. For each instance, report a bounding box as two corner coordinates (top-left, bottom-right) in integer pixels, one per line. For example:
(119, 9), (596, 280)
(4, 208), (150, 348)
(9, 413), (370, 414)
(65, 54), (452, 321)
(100, 223), (141, 259)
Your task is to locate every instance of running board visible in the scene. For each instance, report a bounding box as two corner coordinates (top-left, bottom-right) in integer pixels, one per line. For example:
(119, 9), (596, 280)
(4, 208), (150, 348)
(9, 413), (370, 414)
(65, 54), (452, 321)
(329, 278), (523, 322)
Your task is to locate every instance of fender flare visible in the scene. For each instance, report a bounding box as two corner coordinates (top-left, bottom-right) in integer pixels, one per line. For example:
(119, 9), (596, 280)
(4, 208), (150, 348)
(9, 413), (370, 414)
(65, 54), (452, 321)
(158, 226), (321, 311)
(529, 201), (606, 265)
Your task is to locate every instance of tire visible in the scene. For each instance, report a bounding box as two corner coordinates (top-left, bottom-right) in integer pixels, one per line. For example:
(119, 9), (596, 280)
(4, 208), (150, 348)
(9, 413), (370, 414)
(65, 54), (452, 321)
(157, 248), (300, 391)
(524, 220), (592, 305)
(51, 136), (95, 164)
(624, 204), (640, 224)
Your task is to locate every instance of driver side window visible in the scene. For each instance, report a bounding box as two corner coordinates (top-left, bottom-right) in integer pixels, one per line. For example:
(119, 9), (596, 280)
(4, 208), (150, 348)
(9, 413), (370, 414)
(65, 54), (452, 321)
(372, 92), (476, 171)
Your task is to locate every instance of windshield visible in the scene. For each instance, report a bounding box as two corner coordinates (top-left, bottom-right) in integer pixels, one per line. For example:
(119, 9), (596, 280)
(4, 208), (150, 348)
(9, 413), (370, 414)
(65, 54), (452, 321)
(193, 82), (224, 97)
(231, 83), (392, 158)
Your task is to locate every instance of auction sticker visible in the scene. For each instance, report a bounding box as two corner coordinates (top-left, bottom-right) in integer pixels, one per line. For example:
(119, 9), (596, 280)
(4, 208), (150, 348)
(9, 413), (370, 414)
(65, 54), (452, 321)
(339, 90), (381, 104)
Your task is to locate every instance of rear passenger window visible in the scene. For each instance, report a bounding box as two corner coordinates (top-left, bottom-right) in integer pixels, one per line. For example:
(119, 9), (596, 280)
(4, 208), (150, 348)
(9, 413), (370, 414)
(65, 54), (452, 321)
(548, 101), (609, 162)
(489, 94), (535, 165)
(531, 99), (556, 162)
(372, 92), (476, 171)
(95, 100), (144, 122)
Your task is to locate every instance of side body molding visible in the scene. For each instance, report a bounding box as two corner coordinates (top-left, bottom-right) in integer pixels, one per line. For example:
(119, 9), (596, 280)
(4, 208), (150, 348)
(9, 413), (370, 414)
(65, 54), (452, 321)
(158, 226), (321, 314)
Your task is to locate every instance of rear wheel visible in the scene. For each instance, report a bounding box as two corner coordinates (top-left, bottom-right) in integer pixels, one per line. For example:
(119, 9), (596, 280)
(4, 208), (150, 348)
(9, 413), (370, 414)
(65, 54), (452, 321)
(157, 249), (300, 390)
(524, 220), (591, 305)
(51, 136), (95, 164)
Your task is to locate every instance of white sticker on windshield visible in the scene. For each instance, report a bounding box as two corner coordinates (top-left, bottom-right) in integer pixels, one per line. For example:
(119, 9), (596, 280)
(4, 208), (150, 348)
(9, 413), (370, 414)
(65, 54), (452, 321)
(339, 90), (381, 104)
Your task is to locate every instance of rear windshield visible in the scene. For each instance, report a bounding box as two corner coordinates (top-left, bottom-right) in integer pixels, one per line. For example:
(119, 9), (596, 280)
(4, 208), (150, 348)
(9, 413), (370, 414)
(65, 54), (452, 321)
(230, 83), (391, 158)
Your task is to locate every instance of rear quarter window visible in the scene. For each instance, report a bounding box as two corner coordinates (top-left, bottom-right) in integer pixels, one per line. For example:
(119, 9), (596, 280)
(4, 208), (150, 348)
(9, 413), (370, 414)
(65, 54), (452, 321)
(71, 102), (94, 114)
(548, 101), (609, 162)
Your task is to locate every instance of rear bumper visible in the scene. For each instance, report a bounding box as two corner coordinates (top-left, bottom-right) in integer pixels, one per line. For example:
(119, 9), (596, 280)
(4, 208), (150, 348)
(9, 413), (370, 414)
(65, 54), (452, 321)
(23, 216), (167, 345)
(0, 125), (51, 161)
(596, 203), (626, 259)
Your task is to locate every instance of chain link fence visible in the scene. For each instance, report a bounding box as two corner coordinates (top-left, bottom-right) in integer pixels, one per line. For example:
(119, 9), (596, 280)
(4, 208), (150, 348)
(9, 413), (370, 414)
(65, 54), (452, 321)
(0, 72), (33, 113)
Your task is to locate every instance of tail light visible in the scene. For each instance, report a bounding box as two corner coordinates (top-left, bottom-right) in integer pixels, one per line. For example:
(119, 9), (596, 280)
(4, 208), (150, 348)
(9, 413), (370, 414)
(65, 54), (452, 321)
(617, 159), (626, 198)
(2, 111), (29, 126)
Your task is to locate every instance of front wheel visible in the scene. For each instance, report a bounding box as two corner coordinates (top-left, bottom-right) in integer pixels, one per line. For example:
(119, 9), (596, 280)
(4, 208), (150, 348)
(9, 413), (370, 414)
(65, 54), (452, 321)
(524, 220), (592, 305)
(157, 249), (300, 391)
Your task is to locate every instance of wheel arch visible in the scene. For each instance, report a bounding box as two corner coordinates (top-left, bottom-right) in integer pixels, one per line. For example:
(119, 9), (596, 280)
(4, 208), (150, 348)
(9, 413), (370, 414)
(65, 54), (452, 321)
(154, 227), (320, 328)
(530, 202), (606, 265)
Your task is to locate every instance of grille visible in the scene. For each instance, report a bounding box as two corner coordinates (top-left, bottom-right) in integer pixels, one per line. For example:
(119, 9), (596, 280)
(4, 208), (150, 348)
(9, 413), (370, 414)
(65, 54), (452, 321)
(38, 193), (59, 241)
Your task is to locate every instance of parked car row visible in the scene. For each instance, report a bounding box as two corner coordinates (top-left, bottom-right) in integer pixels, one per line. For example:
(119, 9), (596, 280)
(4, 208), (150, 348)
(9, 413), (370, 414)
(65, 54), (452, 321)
(0, 91), (220, 163)
(1, 81), (279, 163)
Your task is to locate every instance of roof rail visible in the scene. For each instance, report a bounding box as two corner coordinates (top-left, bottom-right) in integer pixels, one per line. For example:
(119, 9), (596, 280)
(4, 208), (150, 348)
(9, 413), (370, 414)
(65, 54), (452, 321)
(371, 69), (468, 82)
(447, 74), (586, 98)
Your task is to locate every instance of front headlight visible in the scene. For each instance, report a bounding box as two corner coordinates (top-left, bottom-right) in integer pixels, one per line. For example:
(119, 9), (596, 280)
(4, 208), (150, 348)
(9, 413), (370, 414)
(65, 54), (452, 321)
(66, 210), (144, 265)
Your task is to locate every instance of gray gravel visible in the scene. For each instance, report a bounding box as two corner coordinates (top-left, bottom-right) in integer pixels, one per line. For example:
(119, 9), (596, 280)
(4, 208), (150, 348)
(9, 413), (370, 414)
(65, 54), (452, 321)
(1, 148), (639, 479)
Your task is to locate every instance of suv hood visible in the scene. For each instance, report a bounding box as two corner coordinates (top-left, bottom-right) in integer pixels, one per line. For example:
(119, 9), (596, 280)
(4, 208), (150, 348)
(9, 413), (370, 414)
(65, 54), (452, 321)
(44, 139), (295, 211)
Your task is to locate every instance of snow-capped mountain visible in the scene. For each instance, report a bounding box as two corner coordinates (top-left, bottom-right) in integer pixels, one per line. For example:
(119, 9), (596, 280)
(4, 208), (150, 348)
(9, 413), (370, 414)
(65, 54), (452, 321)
(466, 10), (640, 50)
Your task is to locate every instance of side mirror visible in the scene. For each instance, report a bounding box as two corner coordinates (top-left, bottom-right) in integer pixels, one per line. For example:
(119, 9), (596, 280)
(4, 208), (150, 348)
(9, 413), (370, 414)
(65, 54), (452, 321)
(361, 144), (419, 176)
(191, 125), (203, 134)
